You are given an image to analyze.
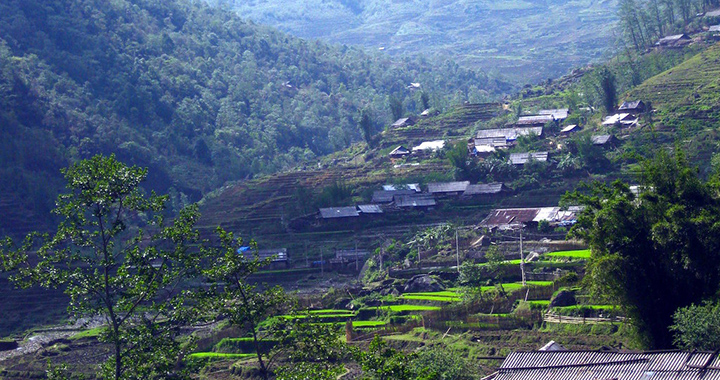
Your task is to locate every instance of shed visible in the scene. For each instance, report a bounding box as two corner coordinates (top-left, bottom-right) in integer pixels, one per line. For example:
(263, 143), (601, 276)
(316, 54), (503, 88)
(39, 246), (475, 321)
(319, 206), (360, 219)
(618, 100), (646, 113)
(372, 190), (416, 203)
(508, 152), (549, 165)
(357, 204), (383, 214)
(490, 350), (720, 380)
(389, 145), (411, 159)
(393, 194), (437, 208)
(427, 181), (470, 195)
(463, 182), (507, 196)
(538, 108), (569, 120)
(517, 115), (554, 126)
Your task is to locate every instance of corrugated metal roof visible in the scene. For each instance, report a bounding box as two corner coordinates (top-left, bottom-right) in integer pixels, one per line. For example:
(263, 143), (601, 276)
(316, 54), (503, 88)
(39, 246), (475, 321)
(592, 135), (613, 145)
(413, 140), (445, 151)
(319, 206), (359, 219)
(560, 124), (579, 133)
(495, 351), (720, 380)
(509, 152), (549, 165)
(358, 204), (383, 214)
(602, 113), (637, 126)
(428, 181), (470, 194)
(619, 100), (644, 110)
(464, 183), (505, 196)
(709, 24), (720, 32)
(475, 137), (510, 147)
(391, 117), (412, 127)
(517, 115), (554, 125)
(372, 190), (416, 203)
(389, 145), (410, 157)
(240, 248), (288, 262)
(539, 109), (569, 120)
(476, 127), (543, 140)
(480, 208), (541, 228)
(394, 194), (437, 207)
(707, 9), (720, 17)
(382, 184), (421, 192)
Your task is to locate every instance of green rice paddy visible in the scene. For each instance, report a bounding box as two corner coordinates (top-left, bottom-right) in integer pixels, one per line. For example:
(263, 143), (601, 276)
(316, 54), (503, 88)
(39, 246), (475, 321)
(188, 352), (255, 359)
(545, 249), (591, 259)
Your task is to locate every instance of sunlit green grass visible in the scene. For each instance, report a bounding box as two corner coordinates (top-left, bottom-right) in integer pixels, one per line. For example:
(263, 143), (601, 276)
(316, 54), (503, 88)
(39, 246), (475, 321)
(188, 352), (255, 359)
(375, 305), (441, 312)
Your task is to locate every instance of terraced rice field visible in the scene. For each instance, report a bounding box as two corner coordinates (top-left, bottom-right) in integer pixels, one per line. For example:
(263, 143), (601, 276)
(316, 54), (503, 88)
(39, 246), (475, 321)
(545, 249), (591, 259)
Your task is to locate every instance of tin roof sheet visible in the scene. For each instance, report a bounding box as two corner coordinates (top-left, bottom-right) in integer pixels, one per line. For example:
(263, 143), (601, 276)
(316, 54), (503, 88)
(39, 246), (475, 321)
(319, 206), (359, 219)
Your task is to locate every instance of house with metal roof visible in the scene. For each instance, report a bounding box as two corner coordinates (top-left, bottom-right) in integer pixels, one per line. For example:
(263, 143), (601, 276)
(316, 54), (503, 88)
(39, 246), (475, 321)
(391, 117), (415, 128)
(388, 145), (411, 159)
(538, 108), (569, 121)
(710, 24), (720, 39)
(463, 182), (508, 197)
(655, 33), (691, 47)
(237, 247), (289, 268)
(428, 181), (470, 196)
(517, 115), (555, 126)
(357, 204), (383, 214)
(372, 189), (416, 203)
(591, 134), (618, 147)
(413, 140), (445, 152)
(476, 127), (543, 141)
(602, 113), (638, 127)
(560, 124), (580, 134)
(393, 194), (437, 208)
(509, 152), (549, 165)
(319, 206), (360, 219)
(480, 208), (542, 229)
(619, 100), (646, 113)
(382, 184), (421, 192)
(488, 350), (720, 380)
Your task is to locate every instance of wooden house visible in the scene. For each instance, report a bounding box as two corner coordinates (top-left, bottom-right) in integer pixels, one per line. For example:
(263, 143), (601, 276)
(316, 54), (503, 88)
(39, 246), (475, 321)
(391, 117), (415, 128)
(427, 181), (470, 197)
(393, 194), (436, 208)
(655, 33), (691, 48)
(591, 134), (619, 147)
(462, 182), (509, 199)
(319, 206), (360, 219)
(538, 108), (569, 121)
(517, 115), (554, 127)
(388, 145), (411, 159)
(618, 100), (646, 113)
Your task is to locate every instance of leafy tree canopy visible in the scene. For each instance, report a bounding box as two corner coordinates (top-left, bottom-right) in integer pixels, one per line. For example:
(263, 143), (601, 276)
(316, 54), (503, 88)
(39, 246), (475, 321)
(564, 149), (720, 348)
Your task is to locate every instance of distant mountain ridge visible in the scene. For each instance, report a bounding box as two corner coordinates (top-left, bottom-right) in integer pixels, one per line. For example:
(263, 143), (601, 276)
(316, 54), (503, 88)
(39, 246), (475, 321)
(210, 0), (620, 83)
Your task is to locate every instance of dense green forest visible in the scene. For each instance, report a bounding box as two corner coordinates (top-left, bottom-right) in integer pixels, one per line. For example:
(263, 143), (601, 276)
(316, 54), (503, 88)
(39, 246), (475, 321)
(208, 0), (620, 83)
(0, 0), (510, 235)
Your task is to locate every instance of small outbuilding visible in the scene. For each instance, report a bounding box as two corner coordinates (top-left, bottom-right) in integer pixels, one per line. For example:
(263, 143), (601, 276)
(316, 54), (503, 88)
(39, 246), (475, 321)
(393, 194), (437, 208)
(602, 113), (638, 127)
(560, 124), (580, 134)
(655, 33), (691, 48)
(391, 117), (415, 128)
(319, 206), (360, 219)
(427, 181), (470, 196)
(463, 182), (508, 197)
(508, 152), (549, 165)
(517, 115), (555, 126)
(538, 108), (569, 121)
(591, 134), (619, 147)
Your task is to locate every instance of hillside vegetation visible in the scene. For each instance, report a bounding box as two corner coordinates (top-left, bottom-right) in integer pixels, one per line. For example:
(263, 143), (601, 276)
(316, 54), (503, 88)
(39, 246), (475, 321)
(0, 0), (510, 237)
(209, 0), (620, 82)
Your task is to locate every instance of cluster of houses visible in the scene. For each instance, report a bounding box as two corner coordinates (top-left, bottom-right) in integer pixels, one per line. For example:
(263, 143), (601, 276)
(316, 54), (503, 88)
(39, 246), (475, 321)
(602, 100), (646, 128)
(317, 182), (509, 221)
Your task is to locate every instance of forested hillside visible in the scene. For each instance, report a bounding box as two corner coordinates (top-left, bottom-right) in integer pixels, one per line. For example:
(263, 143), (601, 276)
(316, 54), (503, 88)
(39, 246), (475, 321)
(0, 0), (509, 236)
(209, 0), (620, 83)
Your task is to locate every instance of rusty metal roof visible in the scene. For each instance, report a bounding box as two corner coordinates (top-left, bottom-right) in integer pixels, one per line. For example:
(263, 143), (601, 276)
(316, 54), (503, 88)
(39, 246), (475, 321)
(480, 208), (541, 228)
(496, 350), (720, 380)
(319, 206), (359, 219)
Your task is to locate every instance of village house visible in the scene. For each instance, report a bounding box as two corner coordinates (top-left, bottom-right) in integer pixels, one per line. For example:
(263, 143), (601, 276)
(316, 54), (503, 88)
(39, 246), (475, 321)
(655, 33), (692, 48)
(602, 113), (638, 127)
(319, 206), (360, 219)
(480, 206), (580, 229)
(538, 108), (569, 121)
(508, 152), (549, 165)
(707, 8), (720, 17)
(329, 248), (371, 269)
(462, 182), (509, 198)
(388, 145), (411, 159)
(357, 204), (383, 215)
(427, 181), (470, 197)
(487, 349), (720, 380)
(710, 24), (720, 39)
(237, 247), (289, 269)
(591, 134), (619, 147)
(413, 140), (445, 153)
(393, 194), (437, 208)
(516, 114), (555, 127)
(476, 127), (543, 142)
(372, 189), (416, 203)
(420, 108), (440, 117)
(383, 183), (421, 192)
(391, 117), (416, 128)
(618, 100), (646, 113)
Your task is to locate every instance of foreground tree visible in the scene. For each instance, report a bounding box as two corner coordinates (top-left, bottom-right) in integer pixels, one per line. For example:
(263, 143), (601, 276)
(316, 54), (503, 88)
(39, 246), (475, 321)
(201, 231), (288, 380)
(0, 155), (204, 379)
(564, 149), (720, 348)
(670, 301), (720, 350)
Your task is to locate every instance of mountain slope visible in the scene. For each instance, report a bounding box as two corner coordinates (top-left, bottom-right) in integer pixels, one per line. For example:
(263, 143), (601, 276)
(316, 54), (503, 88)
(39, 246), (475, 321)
(212, 0), (619, 83)
(0, 0), (510, 236)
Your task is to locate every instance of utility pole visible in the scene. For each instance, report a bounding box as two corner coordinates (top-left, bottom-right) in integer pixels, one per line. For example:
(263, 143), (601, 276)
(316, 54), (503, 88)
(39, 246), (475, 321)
(418, 246), (422, 269)
(519, 225), (526, 286)
(455, 228), (460, 272)
(304, 240), (309, 267)
(355, 242), (359, 271)
(321, 247), (324, 276)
